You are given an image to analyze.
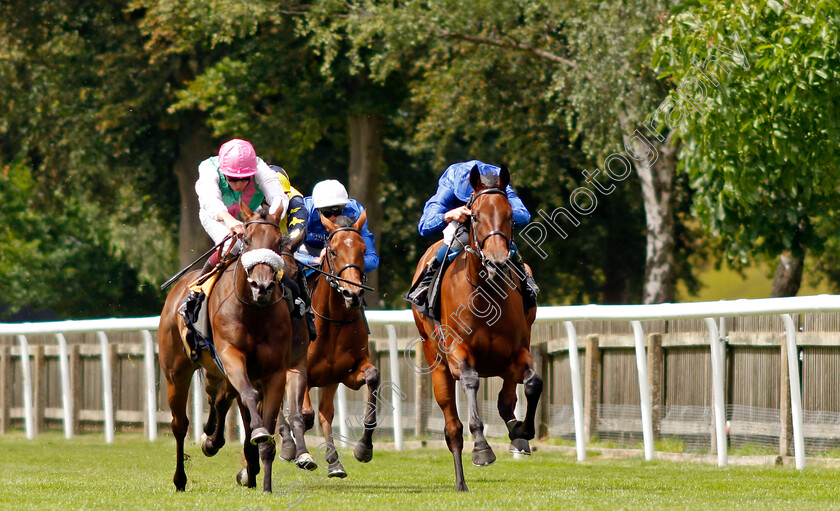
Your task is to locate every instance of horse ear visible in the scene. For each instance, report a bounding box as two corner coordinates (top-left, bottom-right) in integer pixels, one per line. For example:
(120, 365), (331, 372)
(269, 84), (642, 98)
(268, 203), (284, 226)
(353, 209), (368, 231)
(469, 163), (481, 190)
(498, 164), (510, 188)
(240, 200), (253, 220)
(320, 211), (338, 232)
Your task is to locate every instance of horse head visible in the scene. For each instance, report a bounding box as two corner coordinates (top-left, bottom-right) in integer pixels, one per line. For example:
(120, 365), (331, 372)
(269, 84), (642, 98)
(320, 209), (368, 310)
(238, 202), (287, 306)
(468, 164), (513, 280)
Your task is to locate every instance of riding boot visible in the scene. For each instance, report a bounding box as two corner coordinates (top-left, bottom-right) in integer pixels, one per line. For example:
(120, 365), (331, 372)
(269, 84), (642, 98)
(405, 257), (442, 309)
(199, 258), (215, 276)
(296, 265), (312, 308)
(281, 274), (307, 319)
(510, 254), (539, 310)
(305, 310), (318, 341)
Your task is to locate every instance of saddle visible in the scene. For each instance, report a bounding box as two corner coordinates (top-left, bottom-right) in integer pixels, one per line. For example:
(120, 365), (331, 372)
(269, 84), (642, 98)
(178, 260), (232, 375)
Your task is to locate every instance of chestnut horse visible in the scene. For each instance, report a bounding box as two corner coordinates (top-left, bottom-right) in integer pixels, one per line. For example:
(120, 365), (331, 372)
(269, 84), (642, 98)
(158, 203), (313, 493)
(409, 165), (541, 491)
(278, 210), (381, 478)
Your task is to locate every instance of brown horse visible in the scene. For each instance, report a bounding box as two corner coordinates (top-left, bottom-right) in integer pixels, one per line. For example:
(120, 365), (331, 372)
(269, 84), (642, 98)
(158, 203), (313, 493)
(410, 165), (541, 491)
(278, 210), (381, 478)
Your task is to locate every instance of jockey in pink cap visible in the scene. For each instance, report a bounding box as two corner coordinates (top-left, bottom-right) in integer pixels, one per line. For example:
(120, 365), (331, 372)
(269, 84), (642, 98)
(181, 139), (317, 342)
(195, 138), (289, 247)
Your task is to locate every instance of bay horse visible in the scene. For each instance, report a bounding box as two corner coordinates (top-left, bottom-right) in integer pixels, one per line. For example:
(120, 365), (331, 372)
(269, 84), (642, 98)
(409, 165), (541, 491)
(158, 203), (313, 493)
(278, 210), (381, 478)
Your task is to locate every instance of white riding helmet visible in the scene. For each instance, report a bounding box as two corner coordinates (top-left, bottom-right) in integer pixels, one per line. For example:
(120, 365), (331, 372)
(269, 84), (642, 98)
(312, 180), (350, 209)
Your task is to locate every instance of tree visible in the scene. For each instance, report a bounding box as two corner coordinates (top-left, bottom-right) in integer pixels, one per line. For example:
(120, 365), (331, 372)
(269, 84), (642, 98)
(650, 0), (840, 296)
(334, 0), (704, 304)
(0, 0), (179, 318)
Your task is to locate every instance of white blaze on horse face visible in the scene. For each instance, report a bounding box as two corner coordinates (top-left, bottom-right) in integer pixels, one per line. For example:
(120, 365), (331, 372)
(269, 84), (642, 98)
(344, 238), (353, 248)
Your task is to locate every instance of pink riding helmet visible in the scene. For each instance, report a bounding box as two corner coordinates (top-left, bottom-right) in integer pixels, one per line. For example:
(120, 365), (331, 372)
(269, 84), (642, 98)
(218, 139), (259, 178)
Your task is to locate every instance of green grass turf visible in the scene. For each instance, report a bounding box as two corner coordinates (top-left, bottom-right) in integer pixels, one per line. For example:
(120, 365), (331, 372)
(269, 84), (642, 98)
(1, 431), (839, 510)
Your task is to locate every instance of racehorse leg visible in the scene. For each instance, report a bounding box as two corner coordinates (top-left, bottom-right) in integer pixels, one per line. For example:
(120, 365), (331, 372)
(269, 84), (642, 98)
(432, 366), (468, 491)
(165, 365), (194, 491)
(343, 362), (380, 463)
(258, 371), (285, 493)
(301, 384), (316, 431)
(286, 367), (316, 470)
(459, 363), (496, 467)
(201, 376), (232, 457)
(223, 353), (272, 444)
(317, 384), (347, 478)
(276, 391), (297, 462)
(519, 367), (543, 440)
(236, 399), (260, 489)
(498, 357), (543, 454)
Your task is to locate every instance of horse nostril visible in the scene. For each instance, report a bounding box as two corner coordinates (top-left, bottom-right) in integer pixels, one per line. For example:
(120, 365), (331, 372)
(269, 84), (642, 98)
(342, 289), (352, 299)
(249, 279), (259, 290)
(265, 283), (275, 295)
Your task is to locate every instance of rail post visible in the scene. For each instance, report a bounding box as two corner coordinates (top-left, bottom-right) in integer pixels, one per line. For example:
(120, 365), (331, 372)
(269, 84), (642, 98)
(55, 334), (73, 439)
(631, 321), (654, 461)
(17, 335), (34, 439)
(386, 325), (403, 450)
(97, 331), (114, 444)
(780, 314), (805, 469)
(563, 322), (586, 461)
(142, 330), (157, 441)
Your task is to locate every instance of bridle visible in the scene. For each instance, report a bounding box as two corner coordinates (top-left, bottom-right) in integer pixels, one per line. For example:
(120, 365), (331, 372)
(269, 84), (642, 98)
(232, 219), (286, 307)
(464, 187), (513, 265)
(323, 226), (368, 292)
(310, 225), (369, 324)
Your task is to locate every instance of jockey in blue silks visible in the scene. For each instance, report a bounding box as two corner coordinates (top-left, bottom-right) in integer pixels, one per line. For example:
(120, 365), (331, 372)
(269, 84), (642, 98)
(294, 179), (379, 275)
(405, 160), (538, 317)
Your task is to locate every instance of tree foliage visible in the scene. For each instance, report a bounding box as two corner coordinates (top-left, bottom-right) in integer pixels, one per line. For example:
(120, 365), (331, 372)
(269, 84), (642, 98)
(650, 0), (840, 276)
(0, 0), (178, 318)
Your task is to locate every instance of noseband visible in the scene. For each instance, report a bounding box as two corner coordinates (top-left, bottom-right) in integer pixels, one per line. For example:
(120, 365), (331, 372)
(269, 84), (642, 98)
(465, 188), (513, 263)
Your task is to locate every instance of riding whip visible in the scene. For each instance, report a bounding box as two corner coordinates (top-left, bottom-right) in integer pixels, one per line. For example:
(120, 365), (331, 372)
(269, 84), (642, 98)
(160, 234), (232, 291)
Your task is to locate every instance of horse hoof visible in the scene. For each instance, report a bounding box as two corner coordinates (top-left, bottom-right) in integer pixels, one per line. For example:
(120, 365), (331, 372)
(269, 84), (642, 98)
(201, 434), (220, 457)
(235, 468), (248, 486)
(328, 463), (347, 478)
(295, 452), (317, 471)
(250, 427), (271, 445)
(278, 441), (296, 462)
(472, 447), (496, 467)
(509, 438), (531, 455)
(353, 443), (373, 463)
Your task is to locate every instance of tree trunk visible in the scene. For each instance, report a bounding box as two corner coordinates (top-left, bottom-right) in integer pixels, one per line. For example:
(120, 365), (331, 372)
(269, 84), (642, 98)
(173, 124), (214, 268)
(347, 113), (384, 308)
(636, 132), (678, 304)
(771, 251), (804, 297)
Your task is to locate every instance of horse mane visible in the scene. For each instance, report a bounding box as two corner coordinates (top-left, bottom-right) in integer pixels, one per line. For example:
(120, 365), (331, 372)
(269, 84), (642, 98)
(477, 173), (501, 189)
(252, 205), (295, 250)
(254, 205), (271, 219)
(333, 215), (353, 228)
